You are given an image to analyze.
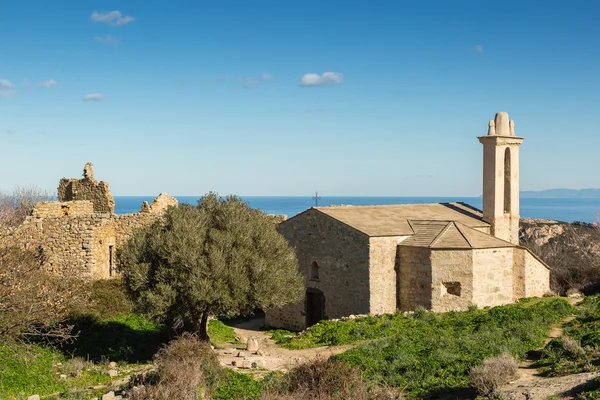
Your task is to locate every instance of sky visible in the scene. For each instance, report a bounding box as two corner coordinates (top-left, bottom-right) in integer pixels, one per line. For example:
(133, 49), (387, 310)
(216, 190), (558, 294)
(1, 1), (599, 196)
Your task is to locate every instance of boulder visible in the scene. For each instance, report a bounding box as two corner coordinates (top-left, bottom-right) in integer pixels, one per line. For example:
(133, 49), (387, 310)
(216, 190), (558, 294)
(246, 337), (259, 352)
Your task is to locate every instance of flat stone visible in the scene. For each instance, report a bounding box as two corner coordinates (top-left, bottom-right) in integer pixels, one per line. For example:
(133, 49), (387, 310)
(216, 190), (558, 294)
(108, 369), (118, 377)
(102, 392), (115, 400)
(27, 395), (40, 400)
(108, 361), (117, 368)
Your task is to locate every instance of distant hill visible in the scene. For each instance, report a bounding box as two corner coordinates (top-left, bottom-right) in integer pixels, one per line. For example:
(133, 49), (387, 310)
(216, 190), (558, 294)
(520, 189), (600, 198)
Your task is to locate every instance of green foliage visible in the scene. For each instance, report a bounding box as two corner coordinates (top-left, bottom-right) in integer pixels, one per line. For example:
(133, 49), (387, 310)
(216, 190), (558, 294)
(212, 370), (263, 400)
(0, 344), (113, 399)
(535, 294), (600, 376)
(118, 193), (304, 339)
(327, 298), (573, 398)
(208, 320), (237, 344)
(61, 313), (170, 363)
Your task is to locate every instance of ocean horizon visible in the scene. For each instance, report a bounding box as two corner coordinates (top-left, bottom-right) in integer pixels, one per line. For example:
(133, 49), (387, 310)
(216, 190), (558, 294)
(113, 196), (600, 223)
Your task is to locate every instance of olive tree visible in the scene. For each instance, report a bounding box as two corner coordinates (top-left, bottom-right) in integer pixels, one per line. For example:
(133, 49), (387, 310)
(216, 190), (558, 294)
(118, 193), (304, 341)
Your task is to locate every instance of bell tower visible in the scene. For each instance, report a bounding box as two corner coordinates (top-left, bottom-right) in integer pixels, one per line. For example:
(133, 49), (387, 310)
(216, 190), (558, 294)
(478, 112), (523, 244)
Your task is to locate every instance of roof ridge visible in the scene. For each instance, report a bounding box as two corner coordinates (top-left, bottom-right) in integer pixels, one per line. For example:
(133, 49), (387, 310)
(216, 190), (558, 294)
(429, 222), (453, 247)
(454, 222), (474, 248)
(454, 221), (516, 247)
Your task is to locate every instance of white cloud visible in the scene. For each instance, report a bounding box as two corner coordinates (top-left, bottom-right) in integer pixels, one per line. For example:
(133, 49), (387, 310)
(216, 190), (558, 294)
(39, 78), (57, 88)
(300, 72), (344, 87)
(473, 44), (483, 53)
(0, 79), (13, 88)
(23, 79), (31, 89)
(91, 11), (135, 26)
(82, 93), (104, 101)
(94, 35), (120, 45)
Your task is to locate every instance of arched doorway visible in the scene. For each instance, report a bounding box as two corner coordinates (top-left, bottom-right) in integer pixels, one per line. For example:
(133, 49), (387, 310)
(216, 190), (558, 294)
(306, 288), (325, 327)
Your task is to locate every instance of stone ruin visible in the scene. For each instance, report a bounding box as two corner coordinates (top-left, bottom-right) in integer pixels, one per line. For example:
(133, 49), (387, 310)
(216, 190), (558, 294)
(11, 163), (178, 279)
(57, 162), (115, 214)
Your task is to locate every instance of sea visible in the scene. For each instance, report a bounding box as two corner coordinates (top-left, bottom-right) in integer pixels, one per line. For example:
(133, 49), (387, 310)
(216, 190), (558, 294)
(113, 196), (600, 223)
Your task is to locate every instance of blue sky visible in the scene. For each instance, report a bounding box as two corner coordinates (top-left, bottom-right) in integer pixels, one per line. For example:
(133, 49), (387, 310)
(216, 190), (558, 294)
(1, 0), (599, 196)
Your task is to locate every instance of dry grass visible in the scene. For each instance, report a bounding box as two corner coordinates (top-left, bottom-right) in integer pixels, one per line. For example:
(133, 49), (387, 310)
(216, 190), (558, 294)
(561, 336), (585, 358)
(469, 354), (519, 398)
(261, 357), (404, 400)
(62, 357), (92, 377)
(129, 333), (221, 400)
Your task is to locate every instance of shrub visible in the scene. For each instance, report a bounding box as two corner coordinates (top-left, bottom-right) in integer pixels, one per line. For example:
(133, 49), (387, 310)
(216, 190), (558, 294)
(469, 354), (518, 397)
(561, 336), (585, 357)
(62, 357), (91, 377)
(261, 357), (404, 400)
(130, 333), (221, 400)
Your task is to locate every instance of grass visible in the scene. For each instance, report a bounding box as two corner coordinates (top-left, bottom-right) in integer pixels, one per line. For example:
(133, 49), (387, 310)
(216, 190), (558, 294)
(535, 294), (600, 376)
(212, 369), (264, 400)
(332, 297), (573, 398)
(0, 343), (117, 400)
(208, 319), (237, 345)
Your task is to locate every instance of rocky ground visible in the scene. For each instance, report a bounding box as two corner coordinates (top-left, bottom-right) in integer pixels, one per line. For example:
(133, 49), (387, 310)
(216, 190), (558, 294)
(214, 317), (350, 373)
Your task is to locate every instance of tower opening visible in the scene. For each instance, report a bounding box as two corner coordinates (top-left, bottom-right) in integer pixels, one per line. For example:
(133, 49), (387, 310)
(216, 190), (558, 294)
(504, 147), (511, 213)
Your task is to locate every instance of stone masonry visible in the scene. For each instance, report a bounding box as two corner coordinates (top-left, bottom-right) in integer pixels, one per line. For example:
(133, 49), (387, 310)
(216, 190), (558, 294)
(11, 163), (177, 279)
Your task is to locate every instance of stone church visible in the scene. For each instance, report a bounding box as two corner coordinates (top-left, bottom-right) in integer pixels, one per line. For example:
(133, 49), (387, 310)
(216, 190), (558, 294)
(266, 112), (551, 330)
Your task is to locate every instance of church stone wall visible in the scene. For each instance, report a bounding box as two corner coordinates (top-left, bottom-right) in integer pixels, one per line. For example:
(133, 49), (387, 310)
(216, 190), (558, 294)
(265, 209), (371, 330)
(472, 247), (514, 308)
(368, 236), (408, 314)
(397, 246), (432, 311)
(430, 249), (474, 312)
(521, 249), (551, 297)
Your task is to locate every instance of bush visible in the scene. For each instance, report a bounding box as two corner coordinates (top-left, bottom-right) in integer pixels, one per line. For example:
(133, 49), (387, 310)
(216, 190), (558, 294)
(469, 354), (518, 397)
(130, 333), (221, 400)
(261, 357), (403, 400)
(561, 336), (585, 357)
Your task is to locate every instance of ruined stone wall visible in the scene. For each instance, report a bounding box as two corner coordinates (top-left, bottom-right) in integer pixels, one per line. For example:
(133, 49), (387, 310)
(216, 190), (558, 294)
(430, 249), (474, 312)
(265, 209), (371, 330)
(397, 246), (432, 311)
(57, 163), (115, 214)
(368, 236), (409, 314)
(472, 247), (514, 308)
(10, 192), (177, 280)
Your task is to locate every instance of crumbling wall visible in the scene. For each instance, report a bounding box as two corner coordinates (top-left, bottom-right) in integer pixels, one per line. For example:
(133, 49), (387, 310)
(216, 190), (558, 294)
(57, 162), (115, 214)
(9, 163), (178, 280)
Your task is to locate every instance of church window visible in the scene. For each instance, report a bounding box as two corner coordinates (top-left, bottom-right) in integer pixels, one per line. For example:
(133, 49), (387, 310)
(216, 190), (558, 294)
(310, 261), (320, 281)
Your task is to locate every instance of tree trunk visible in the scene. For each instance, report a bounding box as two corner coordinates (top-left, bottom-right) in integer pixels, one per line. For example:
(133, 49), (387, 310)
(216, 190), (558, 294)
(196, 312), (210, 342)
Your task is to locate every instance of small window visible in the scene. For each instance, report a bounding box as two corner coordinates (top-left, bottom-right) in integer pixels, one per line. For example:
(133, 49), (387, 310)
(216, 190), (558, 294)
(310, 261), (320, 281)
(443, 282), (461, 296)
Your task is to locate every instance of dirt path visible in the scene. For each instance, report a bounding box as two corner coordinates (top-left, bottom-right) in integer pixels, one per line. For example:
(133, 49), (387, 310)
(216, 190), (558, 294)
(500, 296), (600, 399)
(215, 317), (351, 372)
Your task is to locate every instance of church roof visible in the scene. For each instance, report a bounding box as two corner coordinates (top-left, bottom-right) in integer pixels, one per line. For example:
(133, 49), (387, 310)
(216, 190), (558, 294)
(400, 220), (515, 249)
(313, 202), (489, 237)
